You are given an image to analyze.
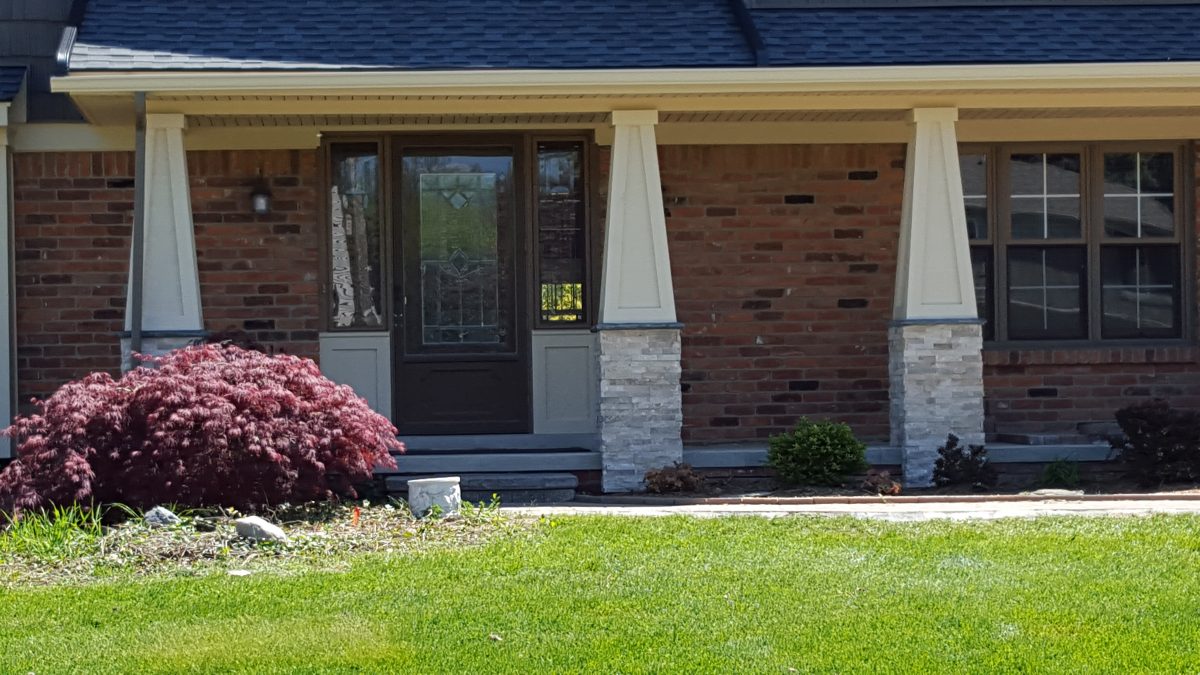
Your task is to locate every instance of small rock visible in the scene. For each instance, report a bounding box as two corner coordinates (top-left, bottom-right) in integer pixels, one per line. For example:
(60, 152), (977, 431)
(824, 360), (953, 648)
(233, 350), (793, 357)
(1030, 489), (1085, 498)
(234, 516), (289, 543)
(143, 506), (180, 528)
(227, 569), (252, 577)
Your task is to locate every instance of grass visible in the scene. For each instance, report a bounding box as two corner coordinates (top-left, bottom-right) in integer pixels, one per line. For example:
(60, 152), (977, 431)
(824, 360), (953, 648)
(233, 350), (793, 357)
(3, 514), (1200, 673)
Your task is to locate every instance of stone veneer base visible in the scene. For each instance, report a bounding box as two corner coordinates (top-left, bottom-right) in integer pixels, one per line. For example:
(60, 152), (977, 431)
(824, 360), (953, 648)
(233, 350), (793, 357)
(597, 327), (684, 493)
(889, 321), (985, 487)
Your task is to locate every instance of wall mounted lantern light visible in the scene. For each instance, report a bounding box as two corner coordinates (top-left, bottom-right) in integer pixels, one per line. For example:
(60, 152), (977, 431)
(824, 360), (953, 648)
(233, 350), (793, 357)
(250, 172), (272, 215)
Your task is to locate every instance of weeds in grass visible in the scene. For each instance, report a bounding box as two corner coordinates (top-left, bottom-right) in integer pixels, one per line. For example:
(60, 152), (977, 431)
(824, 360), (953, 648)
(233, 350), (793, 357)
(0, 499), (521, 587)
(0, 503), (106, 561)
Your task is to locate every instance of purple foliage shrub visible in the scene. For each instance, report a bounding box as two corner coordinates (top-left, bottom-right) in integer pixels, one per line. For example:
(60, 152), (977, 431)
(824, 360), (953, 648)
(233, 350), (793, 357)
(0, 344), (402, 511)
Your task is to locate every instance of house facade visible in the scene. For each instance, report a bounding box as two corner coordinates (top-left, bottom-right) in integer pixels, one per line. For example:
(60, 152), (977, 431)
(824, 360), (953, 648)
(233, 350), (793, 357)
(1, 0), (1199, 491)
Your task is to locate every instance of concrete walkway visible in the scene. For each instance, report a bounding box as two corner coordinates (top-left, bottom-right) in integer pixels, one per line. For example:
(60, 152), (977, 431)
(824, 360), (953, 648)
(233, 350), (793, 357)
(506, 498), (1200, 521)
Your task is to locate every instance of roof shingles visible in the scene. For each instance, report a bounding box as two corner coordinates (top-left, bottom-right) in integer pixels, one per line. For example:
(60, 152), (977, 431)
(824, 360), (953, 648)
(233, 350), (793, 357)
(0, 67), (25, 102)
(70, 0), (755, 71)
(753, 4), (1200, 66)
(67, 1), (1200, 72)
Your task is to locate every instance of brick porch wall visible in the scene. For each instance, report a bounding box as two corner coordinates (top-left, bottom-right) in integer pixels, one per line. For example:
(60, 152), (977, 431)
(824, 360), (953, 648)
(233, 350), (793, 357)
(190, 150), (320, 358)
(662, 144), (905, 444)
(11, 143), (1200, 440)
(12, 150), (319, 404)
(975, 146), (1200, 436)
(664, 142), (1200, 444)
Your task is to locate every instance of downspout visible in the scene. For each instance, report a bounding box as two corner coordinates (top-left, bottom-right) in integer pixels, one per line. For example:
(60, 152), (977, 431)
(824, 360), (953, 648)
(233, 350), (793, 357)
(728, 0), (770, 66)
(129, 91), (147, 361)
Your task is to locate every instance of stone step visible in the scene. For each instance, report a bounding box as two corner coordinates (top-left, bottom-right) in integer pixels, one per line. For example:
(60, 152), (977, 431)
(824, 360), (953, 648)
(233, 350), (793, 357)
(386, 472), (578, 506)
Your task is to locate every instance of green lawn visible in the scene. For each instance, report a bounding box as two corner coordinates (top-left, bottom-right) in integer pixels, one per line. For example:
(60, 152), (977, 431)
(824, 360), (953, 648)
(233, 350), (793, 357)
(3, 514), (1199, 673)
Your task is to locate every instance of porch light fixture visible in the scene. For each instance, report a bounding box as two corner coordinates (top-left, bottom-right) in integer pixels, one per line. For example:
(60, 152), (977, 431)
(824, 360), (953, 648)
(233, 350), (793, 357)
(250, 172), (272, 214)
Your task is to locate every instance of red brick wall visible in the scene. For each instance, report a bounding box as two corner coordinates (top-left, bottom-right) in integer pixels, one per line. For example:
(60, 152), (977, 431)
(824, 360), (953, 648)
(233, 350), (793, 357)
(663, 145), (906, 443)
(190, 150), (319, 358)
(978, 145), (1200, 436)
(13, 152), (133, 401)
(12, 150), (319, 404)
(982, 347), (1200, 436)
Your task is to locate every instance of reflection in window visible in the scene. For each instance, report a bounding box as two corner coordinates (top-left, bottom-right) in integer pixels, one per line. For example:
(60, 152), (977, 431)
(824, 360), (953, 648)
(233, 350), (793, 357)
(1009, 153), (1081, 239)
(970, 248), (993, 341)
(1101, 246), (1180, 339)
(1007, 247), (1087, 340)
(1103, 152), (1175, 238)
(329, 144), (383, 329)
(960, 154), (988, 240)
(537, 141), (587, 324)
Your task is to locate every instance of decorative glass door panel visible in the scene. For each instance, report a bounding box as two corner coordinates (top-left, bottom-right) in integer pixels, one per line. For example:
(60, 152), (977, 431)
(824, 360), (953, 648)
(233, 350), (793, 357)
(394, 145), (528, 434)
(417, 169), (507, 347)
(404, 154), (516, 353)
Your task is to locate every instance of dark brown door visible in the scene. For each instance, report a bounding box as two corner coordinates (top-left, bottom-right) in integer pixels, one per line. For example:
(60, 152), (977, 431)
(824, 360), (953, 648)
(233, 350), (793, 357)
(392, 142), (530, 434)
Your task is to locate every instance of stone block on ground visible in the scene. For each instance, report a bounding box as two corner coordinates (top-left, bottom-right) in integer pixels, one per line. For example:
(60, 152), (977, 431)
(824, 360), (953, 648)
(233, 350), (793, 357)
(234, 516), (288, 543)
(407, 476), (462, 517)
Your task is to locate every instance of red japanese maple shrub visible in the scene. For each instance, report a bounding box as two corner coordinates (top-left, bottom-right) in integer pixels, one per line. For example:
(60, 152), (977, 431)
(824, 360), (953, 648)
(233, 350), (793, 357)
(0, 344), (401, 512)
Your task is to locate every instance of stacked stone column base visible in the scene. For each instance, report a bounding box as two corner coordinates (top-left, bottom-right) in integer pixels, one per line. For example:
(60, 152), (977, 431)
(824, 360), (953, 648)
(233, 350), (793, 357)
(121, 332), (206, 371)
(597, 327), (684, 493)
(889, 320), (985, 487)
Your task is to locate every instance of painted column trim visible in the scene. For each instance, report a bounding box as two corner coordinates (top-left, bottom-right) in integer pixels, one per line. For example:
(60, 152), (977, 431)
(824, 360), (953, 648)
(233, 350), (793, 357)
(893, 107), (978, 321)
(124, 113), (203, 334)
(0, 115), (13, 458)
(598, 109), (677, 324)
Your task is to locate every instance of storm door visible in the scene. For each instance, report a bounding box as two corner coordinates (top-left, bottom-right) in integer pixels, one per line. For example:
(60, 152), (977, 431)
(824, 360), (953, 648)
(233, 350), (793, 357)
(392, 142), (529, 434)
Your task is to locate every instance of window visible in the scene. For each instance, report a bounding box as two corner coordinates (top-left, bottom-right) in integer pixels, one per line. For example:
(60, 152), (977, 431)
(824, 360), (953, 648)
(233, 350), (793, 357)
(534, 140), (589, 325)
(961, 144), (1187, 343)
(327, 141), (384, 330)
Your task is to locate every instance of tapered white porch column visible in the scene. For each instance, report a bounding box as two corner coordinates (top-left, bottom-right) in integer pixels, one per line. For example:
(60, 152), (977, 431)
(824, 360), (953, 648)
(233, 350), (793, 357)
(0, 108), (14, 458)
(596, 110), (683, 493)
(122, 113), (204, 368)
(890, 107), (985, 486)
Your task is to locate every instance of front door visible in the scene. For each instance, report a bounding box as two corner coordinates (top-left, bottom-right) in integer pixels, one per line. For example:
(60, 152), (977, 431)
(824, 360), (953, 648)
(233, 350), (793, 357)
(393, 142), (529, 434)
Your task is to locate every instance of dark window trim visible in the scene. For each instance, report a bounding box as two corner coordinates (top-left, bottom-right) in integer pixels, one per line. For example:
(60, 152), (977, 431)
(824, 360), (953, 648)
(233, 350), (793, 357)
(319, 130), (598, 334)
(959, 140), (1194, 347)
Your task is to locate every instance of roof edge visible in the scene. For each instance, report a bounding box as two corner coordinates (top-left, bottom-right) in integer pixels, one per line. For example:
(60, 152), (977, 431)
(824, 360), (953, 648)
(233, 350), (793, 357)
(749, 0), (1200, 7)
(50, 61), (1200, 96)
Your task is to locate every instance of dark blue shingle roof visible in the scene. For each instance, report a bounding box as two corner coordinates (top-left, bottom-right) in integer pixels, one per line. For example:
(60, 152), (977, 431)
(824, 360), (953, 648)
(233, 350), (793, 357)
(0, 67), (25, 102)
(69, 0), (755, 71)
(753, 4), (1200, 66)
(66, 1), (1200, 72)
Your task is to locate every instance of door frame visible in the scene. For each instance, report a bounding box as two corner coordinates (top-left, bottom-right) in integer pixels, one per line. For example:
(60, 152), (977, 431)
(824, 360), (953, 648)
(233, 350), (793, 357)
(318, 130), (599, 435)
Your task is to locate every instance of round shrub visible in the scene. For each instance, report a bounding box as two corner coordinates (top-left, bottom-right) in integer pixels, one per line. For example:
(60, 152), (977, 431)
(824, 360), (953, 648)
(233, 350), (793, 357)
(0, 344), (402, 512)
(767, 418), (867, 486)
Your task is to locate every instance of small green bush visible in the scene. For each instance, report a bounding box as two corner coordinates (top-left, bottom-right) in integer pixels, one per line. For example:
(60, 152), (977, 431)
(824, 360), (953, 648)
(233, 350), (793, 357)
(1040, 459), (1081, 489)
(768, 419), (867, 486)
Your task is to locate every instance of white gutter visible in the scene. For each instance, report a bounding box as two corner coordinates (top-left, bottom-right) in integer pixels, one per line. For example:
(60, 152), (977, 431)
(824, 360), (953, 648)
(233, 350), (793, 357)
(50, 62), (1200, 96)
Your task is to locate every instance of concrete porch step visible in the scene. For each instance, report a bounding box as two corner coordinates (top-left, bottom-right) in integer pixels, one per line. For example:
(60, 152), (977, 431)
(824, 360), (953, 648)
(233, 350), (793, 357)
(381, 449), (600, 474)
(386, 472), (578, 505)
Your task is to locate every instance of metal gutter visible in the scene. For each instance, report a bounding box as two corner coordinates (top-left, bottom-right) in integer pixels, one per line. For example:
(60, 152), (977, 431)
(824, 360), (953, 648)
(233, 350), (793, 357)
(53, 0), (90, 77)
(50, 61), (1200, 95)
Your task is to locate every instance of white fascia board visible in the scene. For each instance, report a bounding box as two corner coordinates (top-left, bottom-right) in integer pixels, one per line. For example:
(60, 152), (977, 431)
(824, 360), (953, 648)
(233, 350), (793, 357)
(50, 62), (1200, 96)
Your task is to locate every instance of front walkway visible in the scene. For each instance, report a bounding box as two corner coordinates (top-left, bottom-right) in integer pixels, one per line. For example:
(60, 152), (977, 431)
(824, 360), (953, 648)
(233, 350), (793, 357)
(506, 497), (1200, 521)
